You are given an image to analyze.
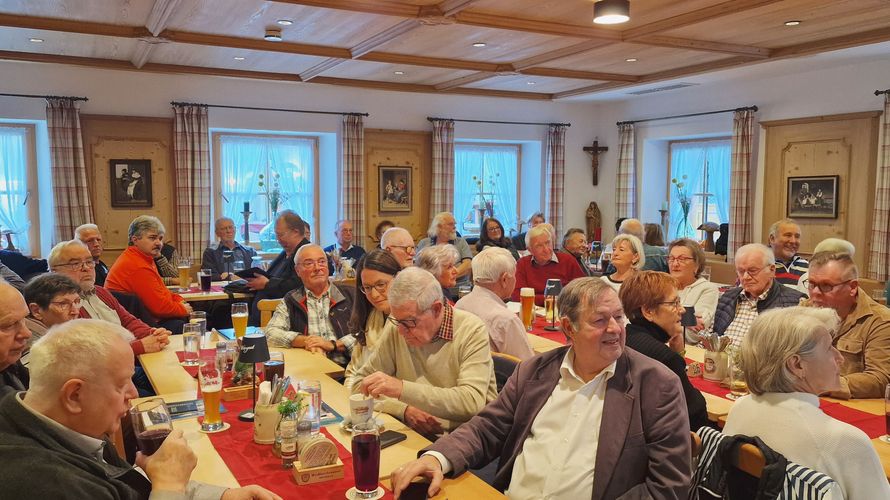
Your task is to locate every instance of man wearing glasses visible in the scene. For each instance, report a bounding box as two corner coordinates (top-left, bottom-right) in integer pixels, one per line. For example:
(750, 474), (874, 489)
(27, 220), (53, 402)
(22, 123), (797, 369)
(350, 267), (497, 437)
(75, 223), (109, 286)
(807, 252), (890, 399)
(21, 274), (82, 365)
(711, 243), (805, 347)
(380, 226), (417, 269)
(265, 244), (355, 367)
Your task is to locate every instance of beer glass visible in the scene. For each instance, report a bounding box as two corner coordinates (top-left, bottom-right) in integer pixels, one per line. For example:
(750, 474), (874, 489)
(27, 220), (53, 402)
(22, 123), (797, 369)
(199, 268), (212, 291)
(177, 257), (192, 291)
(351, 421), (381, 499)
(129, 398), (172, 456)
(181, 323), (202, 366)
(520, 287), (535, 332)
(600, 251), (612, 274)
(882, 384), (890, 443)
(231, 302), (248, 339)
(727, 354), (749, 400)
(199, 361), (224, 431)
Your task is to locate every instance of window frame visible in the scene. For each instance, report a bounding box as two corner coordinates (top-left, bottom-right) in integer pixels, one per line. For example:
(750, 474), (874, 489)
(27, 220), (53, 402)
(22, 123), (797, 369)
(0, 123), (38, 253)
(666, 137), (731, 240)
(453, 141), (522, 236)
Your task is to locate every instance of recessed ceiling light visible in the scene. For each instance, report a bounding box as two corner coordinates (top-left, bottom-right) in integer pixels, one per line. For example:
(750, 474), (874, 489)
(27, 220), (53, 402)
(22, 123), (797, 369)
(29, 38), (44, 43)
(784, 20), (802, 26)
(625, 58), (638, 62)
(394, 71), (405, 75)
(593, 0), (630, 25)
(264, 29), (282, 42)
(527, 81), (536, 85)
(233, 56), (246, 61)
(276, 19), (293, 26)
(472, 42), (486, 48)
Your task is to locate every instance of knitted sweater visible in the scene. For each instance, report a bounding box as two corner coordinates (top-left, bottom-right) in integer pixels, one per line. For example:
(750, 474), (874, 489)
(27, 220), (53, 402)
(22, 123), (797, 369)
(511, 251), (586, 305)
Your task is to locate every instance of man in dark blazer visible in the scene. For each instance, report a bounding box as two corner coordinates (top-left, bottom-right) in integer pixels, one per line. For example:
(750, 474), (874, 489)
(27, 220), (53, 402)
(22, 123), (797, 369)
(391, 277), (691, 500)
(246, 210), (308, 325)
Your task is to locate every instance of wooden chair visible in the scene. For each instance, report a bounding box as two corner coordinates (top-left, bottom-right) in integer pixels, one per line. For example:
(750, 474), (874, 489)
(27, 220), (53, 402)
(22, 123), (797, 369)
(735, 442), (767, 477)
(491, 352), (521, 392)
(257, 298), (282, 328)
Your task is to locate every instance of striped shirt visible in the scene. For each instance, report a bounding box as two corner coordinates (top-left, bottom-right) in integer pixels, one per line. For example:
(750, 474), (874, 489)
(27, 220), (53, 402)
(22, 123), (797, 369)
(775, 255), (809, 288)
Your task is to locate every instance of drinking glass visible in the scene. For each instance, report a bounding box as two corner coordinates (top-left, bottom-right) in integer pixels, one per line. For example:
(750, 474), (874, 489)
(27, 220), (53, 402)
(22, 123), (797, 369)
(199, 268), (212, 291)
(727, 353), (748, 400)
(351, 421), (381, 499)
(297, 379), (322, 435)
(177, 257), (192, 291)
(457, 285), (472, 299)
(189, 310), (207, 336)
(181, 323), (202, 366)
(600, 251), (612, 273)
(199, 361), (224, 432)
(233, 260), (245, 273)
(520, 287), (535, 332)
(701, 265), (713, 282)
(129, 398), (172, 456)
(231, 302), (249, 339)
(882, 384), (890, 443)
(264, 351), (285, 382)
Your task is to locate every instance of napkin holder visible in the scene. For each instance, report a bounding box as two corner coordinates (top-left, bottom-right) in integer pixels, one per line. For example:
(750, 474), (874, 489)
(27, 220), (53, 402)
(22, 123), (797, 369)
(702, 350), (728, 381)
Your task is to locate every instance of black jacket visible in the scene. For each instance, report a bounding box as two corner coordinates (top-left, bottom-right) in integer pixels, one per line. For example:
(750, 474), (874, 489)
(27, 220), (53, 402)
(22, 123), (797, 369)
(712, 280), (805, 335)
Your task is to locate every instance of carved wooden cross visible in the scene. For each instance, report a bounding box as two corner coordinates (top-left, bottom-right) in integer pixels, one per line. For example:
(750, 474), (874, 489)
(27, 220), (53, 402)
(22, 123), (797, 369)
(583, 139), (608, 186)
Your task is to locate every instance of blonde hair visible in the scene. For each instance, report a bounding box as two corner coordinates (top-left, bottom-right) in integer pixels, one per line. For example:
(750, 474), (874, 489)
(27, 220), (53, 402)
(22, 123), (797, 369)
(611, 234), (646, 270)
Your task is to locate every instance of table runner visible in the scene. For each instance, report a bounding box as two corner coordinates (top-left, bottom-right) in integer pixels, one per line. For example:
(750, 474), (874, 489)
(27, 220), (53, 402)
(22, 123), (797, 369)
(206, 398), (393, 499)
(529, 317), (568, 345)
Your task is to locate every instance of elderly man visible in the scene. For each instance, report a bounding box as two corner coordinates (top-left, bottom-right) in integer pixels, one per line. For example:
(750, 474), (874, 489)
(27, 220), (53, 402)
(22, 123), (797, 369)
(265, 244), (355, 368)
(49, 239), (170, 357)
(712, 243), (805, 347)
(511, 223), (586, 305)
(618, 218), (668, 272)
(562, 227), (593, 277)
(75, 223), (110, 286)
(768, 218), (808, 288)
(415, 212), (473, 287)
(0, 282), (30, 394)
(22, 274), (82, 358)
(351, 267), (497, 436)
(201, 217), (258, 281)
(512, 211), (545, 252)
(381, 226), (416, 269)
(391, 278), (691, 499)
(106, 216), (191, 331)
(806, 252), (890, 399)
(324, 219), (366, 275)
(455, 247), (534, 361)
(0, 319), (279, 499)
(246, 210), (309, 324)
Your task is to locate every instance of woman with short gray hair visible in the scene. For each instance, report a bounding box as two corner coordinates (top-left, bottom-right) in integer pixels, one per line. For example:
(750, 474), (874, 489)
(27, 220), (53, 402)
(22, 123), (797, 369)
(415, 244), (460, 302)
(600, 234), (644, 292)
(724, 306), (889, 499)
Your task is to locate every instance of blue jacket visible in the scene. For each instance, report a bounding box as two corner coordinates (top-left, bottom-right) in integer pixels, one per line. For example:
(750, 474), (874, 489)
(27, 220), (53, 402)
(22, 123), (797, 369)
(713, 280), (805, 335)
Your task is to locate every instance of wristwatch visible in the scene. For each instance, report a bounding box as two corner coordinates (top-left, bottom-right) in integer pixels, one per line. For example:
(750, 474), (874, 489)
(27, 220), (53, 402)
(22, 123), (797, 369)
(330, 340), (338, 352)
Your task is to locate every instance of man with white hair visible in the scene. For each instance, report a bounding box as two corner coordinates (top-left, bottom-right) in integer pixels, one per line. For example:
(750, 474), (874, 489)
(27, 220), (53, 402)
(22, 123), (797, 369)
(201, 217), (258, 281)
(796, 238), (855, 296)
(0, 282), (30, 394)
(767, 218), (808, 288)
(0, 319), (279, 499)
(456, 247), (534, 361)
(618, 218), (668, 272)
(381, 226), (417, 269)
(350, 267), (497, 436)
(323, 219), (366, 275)
(265, 244), (355, 368)
(712, 243), (805, 346)
(75, 223), (109, 286)
(415, 212), (473, 288)
(511, 223), (586, 305)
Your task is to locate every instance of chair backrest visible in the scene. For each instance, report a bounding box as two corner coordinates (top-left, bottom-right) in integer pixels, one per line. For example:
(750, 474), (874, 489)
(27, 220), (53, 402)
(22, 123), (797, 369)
(109, 290), (158, 326)
(491, 352), (520, 392)
(735, 443), (767, 478)
(257, 298), (282, 327)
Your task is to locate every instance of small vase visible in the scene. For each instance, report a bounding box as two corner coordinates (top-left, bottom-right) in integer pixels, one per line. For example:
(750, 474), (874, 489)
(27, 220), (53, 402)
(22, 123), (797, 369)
(258, 211), (280, 251)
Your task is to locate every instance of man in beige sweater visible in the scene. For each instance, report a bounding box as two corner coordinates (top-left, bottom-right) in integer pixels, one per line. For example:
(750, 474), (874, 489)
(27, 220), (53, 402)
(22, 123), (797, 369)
(351, 267), (497, 436)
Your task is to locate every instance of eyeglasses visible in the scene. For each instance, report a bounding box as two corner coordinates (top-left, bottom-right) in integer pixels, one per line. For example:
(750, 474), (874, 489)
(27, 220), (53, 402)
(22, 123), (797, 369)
(387, 316), (418, 330)
(55, 260), (96, 270)
(736, 266), (767, 277)
(388, 245), (416, 254)
(49, 299), (82, 310)
(667, 256), (695, 265)
(360, 281), (390, 296)
(805, 279), (853, 294)
(298, 258), (328, 269)
(658, 298), (683, 309)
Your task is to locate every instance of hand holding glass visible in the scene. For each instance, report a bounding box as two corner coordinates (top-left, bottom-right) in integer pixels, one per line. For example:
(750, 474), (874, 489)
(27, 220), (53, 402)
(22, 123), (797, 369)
(129, 398), (173, 456)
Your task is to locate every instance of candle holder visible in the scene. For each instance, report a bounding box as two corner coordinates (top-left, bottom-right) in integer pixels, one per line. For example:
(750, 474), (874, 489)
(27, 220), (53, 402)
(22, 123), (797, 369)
(241, 209), (252, 244)
(658, 209), (669, 241)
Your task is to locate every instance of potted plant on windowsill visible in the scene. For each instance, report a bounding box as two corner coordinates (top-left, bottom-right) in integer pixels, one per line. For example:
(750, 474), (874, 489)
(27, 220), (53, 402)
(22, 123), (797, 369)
(257, 171), (291, 251)
(671, 175), (693, 239)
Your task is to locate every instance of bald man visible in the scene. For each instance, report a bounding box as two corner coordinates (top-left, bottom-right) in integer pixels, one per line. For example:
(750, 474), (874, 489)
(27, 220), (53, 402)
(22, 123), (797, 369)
(0, 282), (31, 394)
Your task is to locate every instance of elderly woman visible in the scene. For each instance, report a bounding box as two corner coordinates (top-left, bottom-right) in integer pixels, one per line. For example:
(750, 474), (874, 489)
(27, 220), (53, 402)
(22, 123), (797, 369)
(796, 238), (855, 296)
(343, 249), (401, 390)
(601, 234), (644, 291)
(667, 238), (718, 342)
(724, 307), (890, 499)
(619, 271), (710, 431)
(415, 244), (460, 302)
(22, 273), (83, 363)
(476, 218), (520, 261)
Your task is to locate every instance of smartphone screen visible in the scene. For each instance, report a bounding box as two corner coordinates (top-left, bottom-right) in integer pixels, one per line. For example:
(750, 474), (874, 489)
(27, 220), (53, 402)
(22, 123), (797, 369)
(379, 430), (407, 449)
(681, 306), (697, 327)
(401, 481), (430, 500)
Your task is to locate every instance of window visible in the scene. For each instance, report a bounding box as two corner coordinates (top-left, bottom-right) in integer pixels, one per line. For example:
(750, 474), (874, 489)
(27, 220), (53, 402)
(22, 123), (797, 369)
(668, 139), (730, 240)
(453, 143), (520, 237)
(214, 133), (318, 245)
(0, 124), (36, 253)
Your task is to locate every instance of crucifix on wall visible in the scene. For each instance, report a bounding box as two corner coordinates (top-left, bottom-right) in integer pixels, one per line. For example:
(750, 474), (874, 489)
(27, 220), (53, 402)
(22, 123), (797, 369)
(583, 139), (608, 186)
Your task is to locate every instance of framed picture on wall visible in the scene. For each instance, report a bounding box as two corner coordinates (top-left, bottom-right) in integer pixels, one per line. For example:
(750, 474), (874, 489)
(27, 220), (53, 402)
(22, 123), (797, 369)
(786, 175), (838, 219)
(110, 159), (153, 208)
(379, 166), (412, 213)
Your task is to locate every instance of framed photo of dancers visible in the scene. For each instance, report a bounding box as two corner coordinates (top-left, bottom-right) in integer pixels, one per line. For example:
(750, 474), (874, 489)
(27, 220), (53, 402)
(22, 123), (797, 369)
(786, 175), (838, 219)
(110, 159), (153, 208)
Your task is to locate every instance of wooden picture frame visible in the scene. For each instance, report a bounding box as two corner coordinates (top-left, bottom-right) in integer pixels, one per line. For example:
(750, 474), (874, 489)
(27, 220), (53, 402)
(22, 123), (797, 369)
(110, 159), (153, 208)
(786, 175), (838, 219)
(378, 166), (412, 213)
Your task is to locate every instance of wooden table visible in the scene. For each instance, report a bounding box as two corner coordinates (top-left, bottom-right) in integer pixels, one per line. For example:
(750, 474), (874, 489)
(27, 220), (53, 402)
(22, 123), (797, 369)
(139, 335), (505, 499)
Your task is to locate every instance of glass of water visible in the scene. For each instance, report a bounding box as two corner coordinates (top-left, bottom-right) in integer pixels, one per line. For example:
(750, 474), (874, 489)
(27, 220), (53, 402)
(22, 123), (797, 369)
(181, 323), (202, 366)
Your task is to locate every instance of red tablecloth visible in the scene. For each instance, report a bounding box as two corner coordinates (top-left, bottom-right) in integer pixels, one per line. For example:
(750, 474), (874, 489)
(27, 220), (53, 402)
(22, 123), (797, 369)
(175, 349), (217, 377)
(206, 398), (393, 499)
(529, 317), (569, 345)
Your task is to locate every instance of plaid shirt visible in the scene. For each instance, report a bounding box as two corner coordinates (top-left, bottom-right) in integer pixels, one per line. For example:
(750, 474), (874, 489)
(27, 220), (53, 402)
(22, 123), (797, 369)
(436, 302), (455, 341)
(306, 288), (354, 366)
(723, 287), (770, 349)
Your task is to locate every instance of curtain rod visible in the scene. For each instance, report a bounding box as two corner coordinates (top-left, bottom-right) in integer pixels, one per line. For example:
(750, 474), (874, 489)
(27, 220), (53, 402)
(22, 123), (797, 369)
(171, 101), (368, 117)
(876, 89), (890, 96)
(0, 92), (88, 101)
(427, 117), (570, 127)
(616, 105), (758, 126)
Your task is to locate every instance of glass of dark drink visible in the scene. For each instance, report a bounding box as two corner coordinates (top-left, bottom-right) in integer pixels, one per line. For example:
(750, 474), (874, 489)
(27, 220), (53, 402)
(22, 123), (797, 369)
(600, 251), (612, 274)
(351, 421), (381, 498)
(199, 268), (212, 291)
(882, 384), (890, 444)
(263, 351), (285, 381)
(130, 398), (173, 456)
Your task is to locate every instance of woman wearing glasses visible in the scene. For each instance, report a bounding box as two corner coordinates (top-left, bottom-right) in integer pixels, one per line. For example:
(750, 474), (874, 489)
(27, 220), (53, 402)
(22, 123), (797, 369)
(344, 249), (402, 390)
(668, 238), (718, 343)
(619, 271), (710, 431)
(21, 274), (82, 364)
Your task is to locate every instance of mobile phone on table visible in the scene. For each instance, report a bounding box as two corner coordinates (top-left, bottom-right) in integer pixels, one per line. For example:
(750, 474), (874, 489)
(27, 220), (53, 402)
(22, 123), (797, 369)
(379, 430), (407, 449)
(400, 481), (430, 500)
(681, 306), (697, 327)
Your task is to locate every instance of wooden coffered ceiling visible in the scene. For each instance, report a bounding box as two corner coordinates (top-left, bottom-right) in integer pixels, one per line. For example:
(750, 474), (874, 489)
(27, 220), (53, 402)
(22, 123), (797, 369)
(1, 0), (889, 101)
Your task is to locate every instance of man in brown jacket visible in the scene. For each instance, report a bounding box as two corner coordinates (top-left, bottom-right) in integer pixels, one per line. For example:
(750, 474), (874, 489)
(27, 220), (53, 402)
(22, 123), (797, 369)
(390, 277), (691, 500)
(807, 252), (890, 399)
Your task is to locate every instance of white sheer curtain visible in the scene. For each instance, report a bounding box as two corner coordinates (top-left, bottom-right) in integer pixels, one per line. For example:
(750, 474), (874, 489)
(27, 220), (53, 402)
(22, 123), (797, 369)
(454, 145), (519, 235)
(0, 126), (30, 252)
(668, 140), (730, 240)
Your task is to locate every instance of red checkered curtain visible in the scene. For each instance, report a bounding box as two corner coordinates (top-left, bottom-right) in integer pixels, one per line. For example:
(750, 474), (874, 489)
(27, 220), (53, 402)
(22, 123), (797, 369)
(46, 98), (93, 243)
(341, 114), (365, 244)
(728, 109), (755, 262)
(430, 119), (455, 214)
(868, 95), (890, 280)
(545, 124), (567, 237)
(172, 104), (211, 259)
(615, 123), (637, 219)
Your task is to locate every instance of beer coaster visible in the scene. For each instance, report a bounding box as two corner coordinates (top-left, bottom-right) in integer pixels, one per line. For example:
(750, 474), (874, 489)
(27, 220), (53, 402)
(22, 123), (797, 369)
(198, 422), (231, 434)
(345, 487), (384, 500)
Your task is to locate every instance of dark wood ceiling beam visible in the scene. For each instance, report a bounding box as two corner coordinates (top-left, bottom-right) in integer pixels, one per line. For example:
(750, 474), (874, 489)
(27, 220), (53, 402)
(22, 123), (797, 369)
(311, 75), (551, 100)
(434, 72), (498, 90)
(632, 35), (770, 58)
(358, 52), (500, 72)
(453, 11), (620, 40)
(770, 26), (890, 58)
(268, 0), (420, 18)
(159, 29), (350, 58)
(0, 13), (149, 38)
(520, 67), (639, 83)
(622, 0), (783, 40)
(510, 40), (613, 70)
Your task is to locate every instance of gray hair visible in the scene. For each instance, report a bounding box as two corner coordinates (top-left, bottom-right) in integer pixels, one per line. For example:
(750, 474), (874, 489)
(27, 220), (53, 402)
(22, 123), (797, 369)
(808, 252), (858, 281)
(558, 277), (618, 331)
(611, 233), (646, 270)
(381, 227), (412, 249)
(526, 212), (545, 225)
(276, 209), (306, 234)
(128, 215), (165, 241)
(813, 238), (855, 256)
(74, 223), (99, 238)
(27, 319), (135, 398)
(768, 218), (800, 239)
(214, 217), (234, 230)
(414, 244), (459, 277)
(294, 243), (324, 265)
(735, 243), (775, 267)
(47, 239), (90, 269)
(525, 223), (554, 248)
(740, 306), (840, 395)
(427, 212), (455, 239)
(618, 218), (644, 240)
(335, 219), (352, 231)
(472, 247), (516, 284)
(561, 228), (586, 251)
(388, 267), (444, 312)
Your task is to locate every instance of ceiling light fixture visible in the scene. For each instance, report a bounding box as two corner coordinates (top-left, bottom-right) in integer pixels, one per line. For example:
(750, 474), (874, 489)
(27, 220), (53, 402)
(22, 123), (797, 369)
(784, 20), (801, 26)
(625, 57), (637, 62)
(593, 0), (630, 25)
(472, 42), (487, 48)
(264, 28), (283, 42)
(233, 56), (246, 61)
(276, 19), (293, 26)
(29, 38), (44, 43)
(394, 71), (405, 75)
(527, 81), (536, 85)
